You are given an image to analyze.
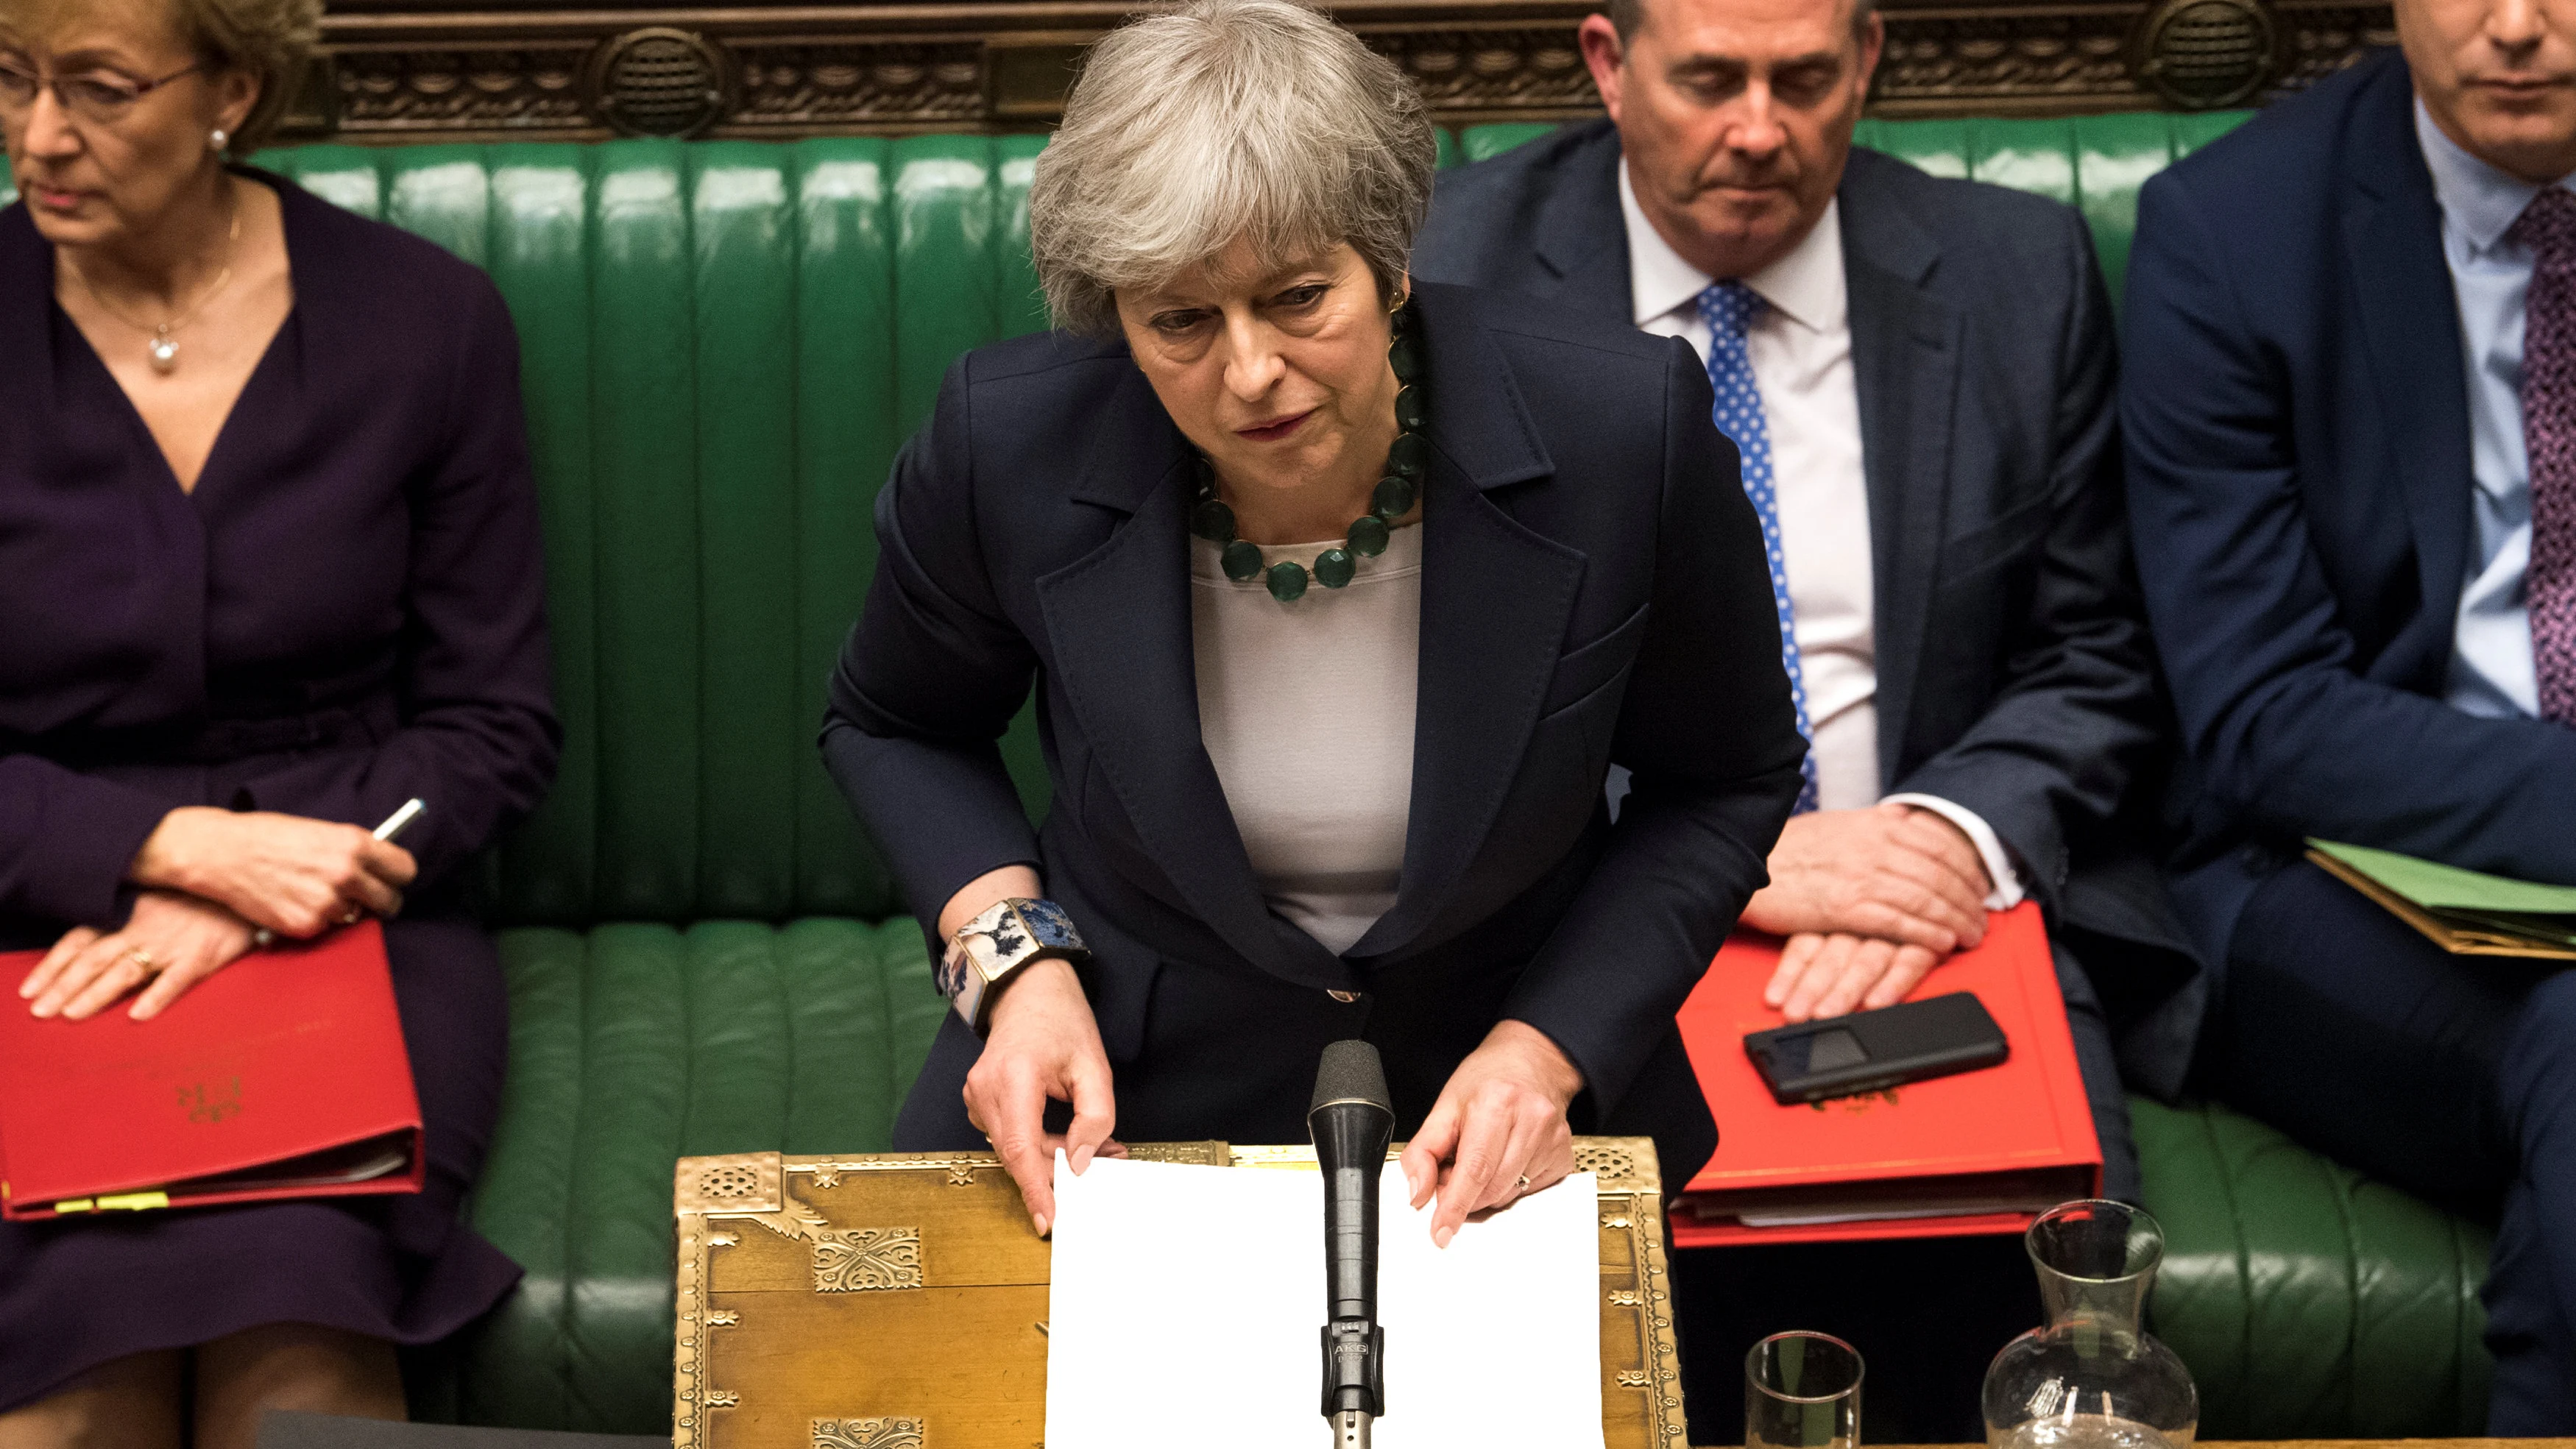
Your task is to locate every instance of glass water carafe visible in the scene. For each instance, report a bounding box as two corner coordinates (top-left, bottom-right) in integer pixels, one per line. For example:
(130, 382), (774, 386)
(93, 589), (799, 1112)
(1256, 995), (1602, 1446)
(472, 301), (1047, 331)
(1982, 1201), (2198, 1449)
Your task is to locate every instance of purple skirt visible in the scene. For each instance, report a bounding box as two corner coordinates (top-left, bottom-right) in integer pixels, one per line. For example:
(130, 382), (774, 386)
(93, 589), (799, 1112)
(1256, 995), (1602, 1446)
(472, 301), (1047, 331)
(0, 915), (521, 1411)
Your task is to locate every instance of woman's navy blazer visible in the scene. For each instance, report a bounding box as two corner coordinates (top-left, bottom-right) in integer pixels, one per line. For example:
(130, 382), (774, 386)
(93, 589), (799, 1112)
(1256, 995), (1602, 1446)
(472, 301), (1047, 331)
(822, 280), (1802, 1182)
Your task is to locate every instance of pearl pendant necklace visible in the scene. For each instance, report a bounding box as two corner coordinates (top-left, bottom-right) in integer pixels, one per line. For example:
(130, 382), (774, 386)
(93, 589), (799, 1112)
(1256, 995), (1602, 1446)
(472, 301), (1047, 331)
(74, 181), (242, 376)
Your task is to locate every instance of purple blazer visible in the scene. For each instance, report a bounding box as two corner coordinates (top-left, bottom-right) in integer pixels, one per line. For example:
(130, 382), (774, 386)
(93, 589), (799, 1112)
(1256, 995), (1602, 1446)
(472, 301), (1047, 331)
(0, 171), (559, 935)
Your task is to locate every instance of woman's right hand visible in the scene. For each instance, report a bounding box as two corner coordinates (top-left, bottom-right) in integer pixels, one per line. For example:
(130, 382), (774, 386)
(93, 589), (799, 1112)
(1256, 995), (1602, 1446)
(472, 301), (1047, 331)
(128, 807), (417, 939)
(19, 888), (258, 1021)
(963, 957), (1123, 1238)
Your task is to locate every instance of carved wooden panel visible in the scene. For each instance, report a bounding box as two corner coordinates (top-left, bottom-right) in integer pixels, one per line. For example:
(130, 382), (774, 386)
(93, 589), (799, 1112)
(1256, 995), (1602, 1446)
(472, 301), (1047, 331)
(282, 0), (2396, 144)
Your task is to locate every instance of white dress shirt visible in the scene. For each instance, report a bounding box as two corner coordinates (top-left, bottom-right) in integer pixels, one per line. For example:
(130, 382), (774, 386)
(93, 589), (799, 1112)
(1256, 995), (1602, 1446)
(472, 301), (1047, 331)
(1618, 161), (2023, 908)
(2416, 99), (2569, 720)
(1192, 524), (1423, 954)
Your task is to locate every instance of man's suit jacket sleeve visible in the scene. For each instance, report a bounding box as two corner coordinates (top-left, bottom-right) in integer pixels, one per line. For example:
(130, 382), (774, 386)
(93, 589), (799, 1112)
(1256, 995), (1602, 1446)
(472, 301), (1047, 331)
(2122, 171), (2576, 882)
(1504, 339), (1807, 1111)
(1885, 202), (2165, 905)
(822, 355), (1045, 936)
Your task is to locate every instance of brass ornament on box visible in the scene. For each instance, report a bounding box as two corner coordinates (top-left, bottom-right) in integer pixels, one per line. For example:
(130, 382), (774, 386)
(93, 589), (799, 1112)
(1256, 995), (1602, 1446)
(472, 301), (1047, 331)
(811, 1417), (924, 1449)
(672, 1141), (1685, 1448)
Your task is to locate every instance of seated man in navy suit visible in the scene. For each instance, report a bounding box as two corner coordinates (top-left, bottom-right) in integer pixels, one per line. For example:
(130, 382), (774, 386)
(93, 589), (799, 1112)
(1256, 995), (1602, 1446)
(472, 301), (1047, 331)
(2123, 0), (2576, 1427)
(1413, 0), (2198, 1204)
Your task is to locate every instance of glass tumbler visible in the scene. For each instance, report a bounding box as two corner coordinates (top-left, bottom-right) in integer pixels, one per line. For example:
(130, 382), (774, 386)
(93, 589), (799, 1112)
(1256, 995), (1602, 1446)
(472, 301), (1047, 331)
(1747, 1331), (1863, 1449)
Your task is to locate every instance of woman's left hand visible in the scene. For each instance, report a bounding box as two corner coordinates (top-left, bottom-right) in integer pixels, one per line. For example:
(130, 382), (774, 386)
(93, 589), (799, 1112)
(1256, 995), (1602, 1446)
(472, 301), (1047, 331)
(1401, 1019), (1586, 1247)
(18, 890), (259, 1022)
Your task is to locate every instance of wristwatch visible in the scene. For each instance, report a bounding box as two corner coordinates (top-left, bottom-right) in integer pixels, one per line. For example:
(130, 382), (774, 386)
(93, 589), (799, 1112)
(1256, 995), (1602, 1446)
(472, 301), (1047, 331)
(938, 897), (1090, 1035)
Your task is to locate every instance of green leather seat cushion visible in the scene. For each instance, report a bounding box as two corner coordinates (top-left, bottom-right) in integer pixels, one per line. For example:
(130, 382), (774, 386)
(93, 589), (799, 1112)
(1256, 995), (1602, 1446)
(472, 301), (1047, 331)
(416, 918), (946, 1431)
(2136, 1099), (2494, 1436)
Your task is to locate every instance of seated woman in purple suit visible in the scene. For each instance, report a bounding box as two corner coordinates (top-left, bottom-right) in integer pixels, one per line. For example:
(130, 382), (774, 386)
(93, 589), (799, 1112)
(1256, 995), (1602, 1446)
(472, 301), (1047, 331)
(0, 0), (556, 1439)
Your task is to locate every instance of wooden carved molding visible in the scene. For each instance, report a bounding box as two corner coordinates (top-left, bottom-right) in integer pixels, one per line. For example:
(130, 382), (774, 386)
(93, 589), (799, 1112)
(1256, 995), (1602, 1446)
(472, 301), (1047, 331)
(283, 0), (2396, 144)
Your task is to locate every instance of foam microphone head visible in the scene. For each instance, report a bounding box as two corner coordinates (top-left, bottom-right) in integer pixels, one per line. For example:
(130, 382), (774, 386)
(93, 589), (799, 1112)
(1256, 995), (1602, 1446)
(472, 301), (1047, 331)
(1311, 1038), (1393, 1430)
(1309, 1039), (1393, 1120)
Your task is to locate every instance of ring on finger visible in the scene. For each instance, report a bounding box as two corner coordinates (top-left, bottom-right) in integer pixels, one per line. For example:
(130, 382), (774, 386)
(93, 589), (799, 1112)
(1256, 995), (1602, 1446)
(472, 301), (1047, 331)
(124, 946), (161, 975)
(1515, 1173), (1532, 1197)
(341, 905), (365, 926)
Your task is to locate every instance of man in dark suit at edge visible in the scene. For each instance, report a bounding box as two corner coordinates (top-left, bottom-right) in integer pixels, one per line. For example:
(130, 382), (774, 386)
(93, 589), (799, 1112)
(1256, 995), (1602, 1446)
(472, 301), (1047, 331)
(2122, 0), (2576, 1424)
(1413, 0), (2199, 1210)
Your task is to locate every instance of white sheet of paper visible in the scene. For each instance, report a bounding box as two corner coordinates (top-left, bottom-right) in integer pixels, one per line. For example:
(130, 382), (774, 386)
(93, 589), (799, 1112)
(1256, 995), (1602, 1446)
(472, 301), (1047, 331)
(1044, 1153), (1604, 1449)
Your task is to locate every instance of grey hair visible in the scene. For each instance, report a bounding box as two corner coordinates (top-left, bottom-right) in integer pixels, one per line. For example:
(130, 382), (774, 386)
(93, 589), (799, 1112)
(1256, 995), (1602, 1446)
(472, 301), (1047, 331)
(1606, 0), (1876, 45)
(1027, 0), (1437, 338)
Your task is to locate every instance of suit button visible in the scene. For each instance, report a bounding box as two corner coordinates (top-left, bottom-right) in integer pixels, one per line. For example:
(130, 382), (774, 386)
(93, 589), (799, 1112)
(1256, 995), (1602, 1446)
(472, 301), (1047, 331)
(1328, 990), (1361, 1003)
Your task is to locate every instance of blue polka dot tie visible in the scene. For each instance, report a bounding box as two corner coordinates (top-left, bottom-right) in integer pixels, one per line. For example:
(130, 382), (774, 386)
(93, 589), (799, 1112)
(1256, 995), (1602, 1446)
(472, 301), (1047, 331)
(1699, 280), (1820, 813)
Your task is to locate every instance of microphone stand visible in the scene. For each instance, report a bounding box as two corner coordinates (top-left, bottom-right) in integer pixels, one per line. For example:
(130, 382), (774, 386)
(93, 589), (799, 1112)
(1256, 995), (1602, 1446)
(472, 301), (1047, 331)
(1310, 1041), (1395, 1448)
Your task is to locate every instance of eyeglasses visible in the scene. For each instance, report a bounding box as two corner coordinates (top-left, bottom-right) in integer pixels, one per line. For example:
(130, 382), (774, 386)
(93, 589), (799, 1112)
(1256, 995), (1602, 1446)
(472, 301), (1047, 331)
(0, 59), (206, 127)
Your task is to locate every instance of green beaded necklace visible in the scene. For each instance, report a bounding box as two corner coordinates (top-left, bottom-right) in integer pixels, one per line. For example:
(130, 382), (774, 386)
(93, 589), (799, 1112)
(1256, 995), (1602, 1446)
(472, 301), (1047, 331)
(1188, 302), (1427, 603)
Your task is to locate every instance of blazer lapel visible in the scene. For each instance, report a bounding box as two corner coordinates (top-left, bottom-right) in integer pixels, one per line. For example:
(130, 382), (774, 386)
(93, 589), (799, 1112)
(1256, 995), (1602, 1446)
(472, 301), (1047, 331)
(1037, 372), (1349, 990)
(1530, 122), (1637, 325)
(1350, 289), (1580, 959)
(1838, 164), (1962, 778)
(2343, 77), (2474, 648)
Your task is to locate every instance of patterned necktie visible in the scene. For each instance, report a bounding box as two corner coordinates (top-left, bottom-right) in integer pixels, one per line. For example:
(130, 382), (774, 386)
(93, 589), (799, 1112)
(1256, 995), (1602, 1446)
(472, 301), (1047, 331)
(2510, 186), (2576, 726)
(1699, 280), (1821, 811)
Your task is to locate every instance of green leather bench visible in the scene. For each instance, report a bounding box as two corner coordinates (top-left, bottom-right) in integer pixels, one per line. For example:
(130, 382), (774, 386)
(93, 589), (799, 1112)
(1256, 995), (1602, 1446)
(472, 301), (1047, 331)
(0, 110), (2499, 1437)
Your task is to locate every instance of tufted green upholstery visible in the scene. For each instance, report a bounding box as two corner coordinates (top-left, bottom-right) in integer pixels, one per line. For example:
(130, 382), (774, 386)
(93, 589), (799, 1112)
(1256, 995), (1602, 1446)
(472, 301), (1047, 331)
(2136, 1100), (2497, 1437)
(0, 107), (2500, 1437)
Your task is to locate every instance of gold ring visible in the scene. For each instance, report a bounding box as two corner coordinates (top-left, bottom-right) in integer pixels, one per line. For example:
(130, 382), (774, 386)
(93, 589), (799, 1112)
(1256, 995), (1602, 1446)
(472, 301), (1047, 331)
(124, 947), (160, 974)
(1515, 1173), (1532, 1195)
(342, 906), (365, 925)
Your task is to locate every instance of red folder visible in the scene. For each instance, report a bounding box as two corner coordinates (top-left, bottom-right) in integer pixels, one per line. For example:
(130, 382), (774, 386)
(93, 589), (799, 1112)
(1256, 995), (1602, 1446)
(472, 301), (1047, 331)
(0, 921), (423, 1221)
(1673, 902), (2101, 1247)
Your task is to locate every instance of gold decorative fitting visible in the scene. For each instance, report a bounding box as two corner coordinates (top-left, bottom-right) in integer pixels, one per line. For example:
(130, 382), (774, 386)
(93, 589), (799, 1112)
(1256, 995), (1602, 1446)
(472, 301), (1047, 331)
(944, 1161), (978, 1186)
(813, 1417), (925, 1449)
(704, 1392), (740, 1408)
(704, 1310), (739, 1326)
(699, 1166), (760, 1199)
(677, 1154), (783, 1215)
(1121, 1141), (1232, 1167)
(1608, 1289), (1641, 1307)
(1573, 1145), (1640, 1187)
(812, 1227), (923, 1293)
(807, 1167), (843, 1190)
(1617, 1371), (1650, 1389)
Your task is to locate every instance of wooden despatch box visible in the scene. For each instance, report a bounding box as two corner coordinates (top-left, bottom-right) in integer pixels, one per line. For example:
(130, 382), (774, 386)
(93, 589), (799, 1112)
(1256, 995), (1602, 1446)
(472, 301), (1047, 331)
(672, 1136), (1685, 1448)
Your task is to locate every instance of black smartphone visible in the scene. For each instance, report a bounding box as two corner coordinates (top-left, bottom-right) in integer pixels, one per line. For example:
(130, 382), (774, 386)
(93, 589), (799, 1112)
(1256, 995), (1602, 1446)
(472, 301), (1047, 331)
(1742, 992), (2010, 1105)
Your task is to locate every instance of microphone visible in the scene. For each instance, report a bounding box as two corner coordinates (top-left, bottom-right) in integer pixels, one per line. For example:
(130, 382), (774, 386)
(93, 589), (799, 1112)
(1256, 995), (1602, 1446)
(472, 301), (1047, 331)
(1309, 1039), (1395, 1449)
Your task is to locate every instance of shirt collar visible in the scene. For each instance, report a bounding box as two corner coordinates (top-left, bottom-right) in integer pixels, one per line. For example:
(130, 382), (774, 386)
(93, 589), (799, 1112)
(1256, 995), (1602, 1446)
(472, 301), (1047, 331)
(2414, 96), (2576, 255)
(1618, 156), (1847, 334)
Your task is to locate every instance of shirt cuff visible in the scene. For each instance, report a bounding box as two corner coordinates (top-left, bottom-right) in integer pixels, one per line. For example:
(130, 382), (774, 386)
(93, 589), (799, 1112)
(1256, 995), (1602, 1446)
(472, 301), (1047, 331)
(1882, 793), (2025, 910)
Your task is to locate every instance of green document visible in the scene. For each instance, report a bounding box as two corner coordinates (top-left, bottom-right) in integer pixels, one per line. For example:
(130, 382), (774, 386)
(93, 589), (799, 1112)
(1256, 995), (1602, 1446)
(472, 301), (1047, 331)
(2307, 840), (2576, 918)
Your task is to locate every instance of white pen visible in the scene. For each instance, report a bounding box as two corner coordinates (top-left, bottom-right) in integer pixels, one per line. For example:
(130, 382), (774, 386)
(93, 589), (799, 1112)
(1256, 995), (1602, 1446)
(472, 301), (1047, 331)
(250, 800), (429, 949)
(372, 798), (428, 843)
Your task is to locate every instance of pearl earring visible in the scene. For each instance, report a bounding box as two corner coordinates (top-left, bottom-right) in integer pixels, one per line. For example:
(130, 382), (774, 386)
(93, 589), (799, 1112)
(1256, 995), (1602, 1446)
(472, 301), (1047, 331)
(209, 129), (228, 152)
